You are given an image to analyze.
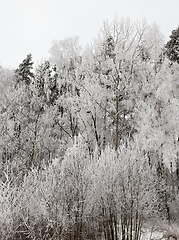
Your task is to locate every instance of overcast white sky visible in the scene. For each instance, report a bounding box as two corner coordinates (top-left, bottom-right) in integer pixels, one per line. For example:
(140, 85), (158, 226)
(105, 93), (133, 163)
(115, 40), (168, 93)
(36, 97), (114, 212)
(0, 0), (179, 69)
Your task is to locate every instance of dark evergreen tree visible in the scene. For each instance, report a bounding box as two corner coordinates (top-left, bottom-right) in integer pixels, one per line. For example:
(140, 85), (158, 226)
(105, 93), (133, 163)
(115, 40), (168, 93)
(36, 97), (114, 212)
(35, 60), (59, 106)
(14, 53), (34, 86)
(48, 65), (59, 105)
(103, 35), (115, 59)
(165, 26), (179, 64)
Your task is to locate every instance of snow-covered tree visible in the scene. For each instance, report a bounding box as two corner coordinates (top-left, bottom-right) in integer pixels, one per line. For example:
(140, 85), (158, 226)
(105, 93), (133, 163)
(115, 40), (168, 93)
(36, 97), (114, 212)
(49, 37), (82, 146)
(80, 17), (164, 151)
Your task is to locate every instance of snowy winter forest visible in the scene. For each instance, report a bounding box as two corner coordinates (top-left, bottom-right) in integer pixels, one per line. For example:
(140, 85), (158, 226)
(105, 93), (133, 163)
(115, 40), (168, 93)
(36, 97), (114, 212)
(0, 17), (179, 239)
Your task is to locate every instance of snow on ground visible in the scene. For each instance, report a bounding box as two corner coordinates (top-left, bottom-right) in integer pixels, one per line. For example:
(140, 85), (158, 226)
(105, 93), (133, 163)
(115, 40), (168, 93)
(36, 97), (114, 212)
(141, 230), (164, 240)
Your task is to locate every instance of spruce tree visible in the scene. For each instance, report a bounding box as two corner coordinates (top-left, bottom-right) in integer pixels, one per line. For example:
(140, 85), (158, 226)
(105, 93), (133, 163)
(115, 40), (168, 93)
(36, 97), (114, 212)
(14, 53), (34, 86)
(165, 26), (179, 64)
(35, 60), (59, 106)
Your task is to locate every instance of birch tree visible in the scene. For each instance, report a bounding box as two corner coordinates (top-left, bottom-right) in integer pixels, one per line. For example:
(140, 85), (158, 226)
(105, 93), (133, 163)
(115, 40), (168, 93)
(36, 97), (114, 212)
(80, 17), (164, 151)
(49, 37), (81, 146)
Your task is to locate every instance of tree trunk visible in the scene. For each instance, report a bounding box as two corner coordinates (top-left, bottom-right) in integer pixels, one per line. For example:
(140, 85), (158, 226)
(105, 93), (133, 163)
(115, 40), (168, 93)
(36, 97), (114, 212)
(115, 76), (120, 151)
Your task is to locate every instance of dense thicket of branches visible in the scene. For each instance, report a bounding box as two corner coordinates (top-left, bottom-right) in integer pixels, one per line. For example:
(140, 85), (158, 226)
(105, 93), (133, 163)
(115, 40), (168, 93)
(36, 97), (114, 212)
(0, 17), (179, 239)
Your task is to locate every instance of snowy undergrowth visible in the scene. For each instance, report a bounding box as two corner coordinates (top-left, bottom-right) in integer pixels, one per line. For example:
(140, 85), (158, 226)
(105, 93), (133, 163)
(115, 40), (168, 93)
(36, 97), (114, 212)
(0, 142), (178, 239)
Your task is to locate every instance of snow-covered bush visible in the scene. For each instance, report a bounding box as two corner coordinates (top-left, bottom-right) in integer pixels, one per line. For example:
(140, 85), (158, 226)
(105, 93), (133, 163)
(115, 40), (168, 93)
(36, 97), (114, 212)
(89, 144), (157, 240)
(0, 141), (163, 239)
